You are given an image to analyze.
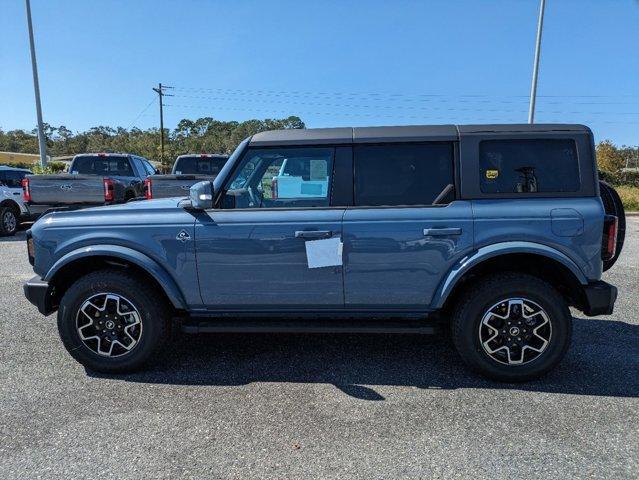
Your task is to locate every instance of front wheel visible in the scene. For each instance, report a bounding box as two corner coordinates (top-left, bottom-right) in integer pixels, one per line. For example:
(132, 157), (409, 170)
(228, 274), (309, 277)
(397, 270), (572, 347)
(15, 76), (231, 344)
(57, 269), (170, 373)
(451, 273), (572, 382)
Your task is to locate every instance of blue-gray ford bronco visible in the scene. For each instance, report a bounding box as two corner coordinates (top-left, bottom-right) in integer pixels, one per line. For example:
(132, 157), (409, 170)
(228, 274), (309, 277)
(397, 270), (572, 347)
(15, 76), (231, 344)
(23, 124), (624, 381)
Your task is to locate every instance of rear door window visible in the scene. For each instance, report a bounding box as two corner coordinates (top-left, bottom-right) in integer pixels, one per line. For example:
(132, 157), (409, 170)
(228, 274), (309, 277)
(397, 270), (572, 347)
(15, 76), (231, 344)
(142, 160), (156, 175)
(353, 143), (455, 206)
(479, 139), (580, 193)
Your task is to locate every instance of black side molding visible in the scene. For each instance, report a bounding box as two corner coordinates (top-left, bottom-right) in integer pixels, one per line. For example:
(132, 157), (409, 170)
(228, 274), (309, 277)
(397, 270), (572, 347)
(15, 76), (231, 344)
(182, 318), (437, 334)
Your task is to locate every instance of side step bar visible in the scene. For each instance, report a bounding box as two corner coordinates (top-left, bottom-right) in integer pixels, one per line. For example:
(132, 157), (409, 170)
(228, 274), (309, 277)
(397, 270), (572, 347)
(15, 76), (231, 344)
(182, 318), (438, 334)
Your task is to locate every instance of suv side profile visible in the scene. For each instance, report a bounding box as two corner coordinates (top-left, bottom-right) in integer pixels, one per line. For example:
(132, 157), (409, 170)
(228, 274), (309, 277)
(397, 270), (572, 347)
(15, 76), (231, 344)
(23, 124), (621, 381)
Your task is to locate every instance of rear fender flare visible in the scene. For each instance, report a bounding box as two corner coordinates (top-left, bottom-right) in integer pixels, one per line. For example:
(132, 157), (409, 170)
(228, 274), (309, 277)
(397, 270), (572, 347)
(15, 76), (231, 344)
(433, 241), (588, 309)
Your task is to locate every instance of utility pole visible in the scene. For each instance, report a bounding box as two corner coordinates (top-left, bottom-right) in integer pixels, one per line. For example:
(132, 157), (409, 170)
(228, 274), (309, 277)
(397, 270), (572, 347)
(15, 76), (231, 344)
(152, 83), (173, 167)
(25, 0), (47, 168)
(528, 0), (546, 124)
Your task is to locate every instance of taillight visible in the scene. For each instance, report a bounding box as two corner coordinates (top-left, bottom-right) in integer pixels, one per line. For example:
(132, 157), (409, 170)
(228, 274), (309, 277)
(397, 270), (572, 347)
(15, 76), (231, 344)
(272, 177), (278, 200)
(26, 232), (35, 266)
(104, 178), (114, 202)
(22, 178), (31, 202)
(602, 214), (618, 261)
(144, 178), (153, 199)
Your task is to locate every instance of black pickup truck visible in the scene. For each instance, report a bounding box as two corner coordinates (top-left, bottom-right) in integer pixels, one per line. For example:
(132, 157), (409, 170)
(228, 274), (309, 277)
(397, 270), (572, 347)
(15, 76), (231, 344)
(23, 153), (156, 212)
(144, 153), (228, 199)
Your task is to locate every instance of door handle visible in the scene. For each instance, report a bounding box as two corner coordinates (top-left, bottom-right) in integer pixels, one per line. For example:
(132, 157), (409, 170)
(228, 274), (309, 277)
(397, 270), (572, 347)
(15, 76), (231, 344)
(295, 230), (332, 239)
(423, 227), (462, 236)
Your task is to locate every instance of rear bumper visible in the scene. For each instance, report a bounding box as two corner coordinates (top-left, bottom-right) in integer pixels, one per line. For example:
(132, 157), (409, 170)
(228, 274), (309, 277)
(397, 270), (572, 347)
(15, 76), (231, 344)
(23, 275), (55, 316)
(581, 280), (617, 316)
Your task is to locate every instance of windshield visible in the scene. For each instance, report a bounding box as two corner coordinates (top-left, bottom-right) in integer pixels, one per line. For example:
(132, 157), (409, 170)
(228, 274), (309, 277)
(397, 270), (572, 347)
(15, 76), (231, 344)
(71, 156), (133, 176)
(173, 156), (228, 175)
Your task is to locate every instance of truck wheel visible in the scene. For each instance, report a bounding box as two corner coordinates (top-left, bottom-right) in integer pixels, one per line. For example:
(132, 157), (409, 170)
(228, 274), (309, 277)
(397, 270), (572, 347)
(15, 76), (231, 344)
(599, 181), (625, 271)
(57, 269), (170, 373)
(0, 206), (18, 236)
(451, 273), (571, 382)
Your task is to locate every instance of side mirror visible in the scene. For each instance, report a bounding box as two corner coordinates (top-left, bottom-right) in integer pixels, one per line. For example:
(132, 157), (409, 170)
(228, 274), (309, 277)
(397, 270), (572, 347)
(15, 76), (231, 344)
(189, 180), (214, 210)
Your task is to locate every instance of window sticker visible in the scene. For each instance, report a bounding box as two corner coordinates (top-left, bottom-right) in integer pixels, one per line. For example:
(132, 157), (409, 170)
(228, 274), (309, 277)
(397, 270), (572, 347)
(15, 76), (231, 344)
(305, 237), (343, 269)
(485, 169), (499, 180)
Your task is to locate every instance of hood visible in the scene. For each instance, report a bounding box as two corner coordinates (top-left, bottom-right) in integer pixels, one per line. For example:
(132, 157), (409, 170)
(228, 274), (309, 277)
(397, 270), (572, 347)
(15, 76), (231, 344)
(33, 197), (192, 230)
(81, 197), (184, 212)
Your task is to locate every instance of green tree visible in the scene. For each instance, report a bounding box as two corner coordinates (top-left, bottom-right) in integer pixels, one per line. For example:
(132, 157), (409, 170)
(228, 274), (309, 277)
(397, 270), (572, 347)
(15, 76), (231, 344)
(596, 140), (626, 175)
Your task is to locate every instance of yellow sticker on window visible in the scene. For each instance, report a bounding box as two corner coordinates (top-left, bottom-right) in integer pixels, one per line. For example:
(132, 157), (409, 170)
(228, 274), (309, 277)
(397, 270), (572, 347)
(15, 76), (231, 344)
(485, 169), (499, 180)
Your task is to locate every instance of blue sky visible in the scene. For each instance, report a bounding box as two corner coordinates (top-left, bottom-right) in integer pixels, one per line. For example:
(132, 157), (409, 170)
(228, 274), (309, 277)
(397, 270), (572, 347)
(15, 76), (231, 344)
(2, 0), (638, 145)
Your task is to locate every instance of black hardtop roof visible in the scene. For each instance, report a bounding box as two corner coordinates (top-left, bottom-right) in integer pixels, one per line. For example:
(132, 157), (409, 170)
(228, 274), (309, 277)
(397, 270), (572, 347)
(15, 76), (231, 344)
(249, 124), (591, 146)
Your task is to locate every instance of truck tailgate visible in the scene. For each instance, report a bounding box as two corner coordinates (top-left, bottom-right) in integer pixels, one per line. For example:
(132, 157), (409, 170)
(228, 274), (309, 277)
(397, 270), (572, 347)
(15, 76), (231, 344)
(148, 174), (215, 199)
(27, 174), (107, 204)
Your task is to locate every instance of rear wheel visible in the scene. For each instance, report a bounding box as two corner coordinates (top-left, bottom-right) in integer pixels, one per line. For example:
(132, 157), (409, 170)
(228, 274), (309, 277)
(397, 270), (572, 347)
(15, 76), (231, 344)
(451, 273), (572, 382)
(0, 206), (18, 236)
(57, 269), (170, 373)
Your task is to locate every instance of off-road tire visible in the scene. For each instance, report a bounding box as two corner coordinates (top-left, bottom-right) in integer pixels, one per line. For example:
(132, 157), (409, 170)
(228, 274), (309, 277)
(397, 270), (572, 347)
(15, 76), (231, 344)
(451, 273), (572, 382)
(57, 269), (170, 373)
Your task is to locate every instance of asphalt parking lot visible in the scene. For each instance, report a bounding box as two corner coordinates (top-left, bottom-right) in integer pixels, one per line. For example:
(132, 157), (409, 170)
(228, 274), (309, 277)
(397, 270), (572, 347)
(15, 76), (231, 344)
(1, 222), (638, 479)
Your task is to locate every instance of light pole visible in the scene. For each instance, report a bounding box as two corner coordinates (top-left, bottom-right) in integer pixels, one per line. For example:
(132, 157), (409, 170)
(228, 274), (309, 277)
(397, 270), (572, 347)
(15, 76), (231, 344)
(25, 0), (47, 167)
(528, 0), (546, 124)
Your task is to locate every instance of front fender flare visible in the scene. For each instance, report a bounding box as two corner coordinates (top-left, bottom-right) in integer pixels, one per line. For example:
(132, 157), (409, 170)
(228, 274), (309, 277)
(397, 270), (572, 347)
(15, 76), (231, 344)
(433, 241), (588, 309)
(45, 244), (187, 309)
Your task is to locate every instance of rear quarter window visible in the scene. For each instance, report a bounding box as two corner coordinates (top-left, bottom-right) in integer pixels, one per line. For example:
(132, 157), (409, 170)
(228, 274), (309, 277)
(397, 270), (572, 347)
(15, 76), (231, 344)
(479, 139), (580, 194)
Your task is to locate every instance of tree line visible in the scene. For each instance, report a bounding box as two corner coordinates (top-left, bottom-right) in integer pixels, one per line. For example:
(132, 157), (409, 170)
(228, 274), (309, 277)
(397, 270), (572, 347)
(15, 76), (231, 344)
(596, 140), (639, 186)
(2, 119), (638, 183)
(0, 116), (305, 170)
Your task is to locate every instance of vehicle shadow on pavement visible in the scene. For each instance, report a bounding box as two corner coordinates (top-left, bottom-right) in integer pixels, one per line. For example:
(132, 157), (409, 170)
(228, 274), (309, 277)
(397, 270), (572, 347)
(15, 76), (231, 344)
(89, 317), (639, 400)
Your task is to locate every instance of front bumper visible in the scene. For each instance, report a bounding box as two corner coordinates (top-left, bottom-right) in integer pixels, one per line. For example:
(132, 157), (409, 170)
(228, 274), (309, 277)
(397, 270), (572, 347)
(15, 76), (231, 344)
(581, 280), (617, 316)
(23, 275), (55, 316)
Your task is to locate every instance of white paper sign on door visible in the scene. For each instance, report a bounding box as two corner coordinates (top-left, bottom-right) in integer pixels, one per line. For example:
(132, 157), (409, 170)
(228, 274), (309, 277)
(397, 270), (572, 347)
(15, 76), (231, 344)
(305, 237), (343, 269)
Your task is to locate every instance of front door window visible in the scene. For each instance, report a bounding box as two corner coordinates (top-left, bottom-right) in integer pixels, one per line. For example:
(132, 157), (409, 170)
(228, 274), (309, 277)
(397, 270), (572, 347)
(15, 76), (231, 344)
(223, 147), (334, 209)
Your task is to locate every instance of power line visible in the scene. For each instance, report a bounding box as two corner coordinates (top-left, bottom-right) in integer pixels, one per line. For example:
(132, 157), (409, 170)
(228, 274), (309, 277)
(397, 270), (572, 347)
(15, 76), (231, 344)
(166, 103), (639, 126)
(172, 91), (639, 106)
(171, 85), (639, 99)
(167, 94), (639, 117)
(127, 96), (157, 129)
